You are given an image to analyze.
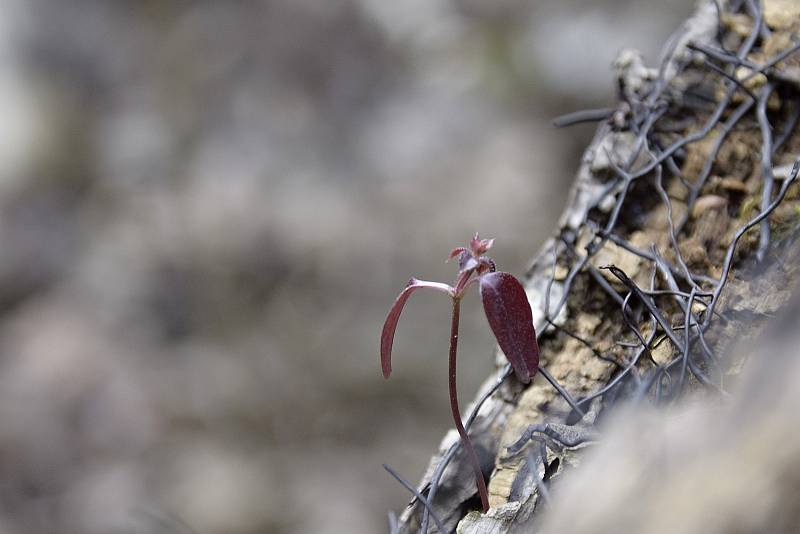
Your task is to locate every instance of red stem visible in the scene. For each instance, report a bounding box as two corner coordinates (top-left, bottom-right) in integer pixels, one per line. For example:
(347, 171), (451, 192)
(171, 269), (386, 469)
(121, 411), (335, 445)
(448, 297), (490, 512)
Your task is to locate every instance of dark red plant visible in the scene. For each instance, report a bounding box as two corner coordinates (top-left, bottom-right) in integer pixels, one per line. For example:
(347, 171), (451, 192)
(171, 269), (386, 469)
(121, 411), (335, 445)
(380, 233), (540, 513)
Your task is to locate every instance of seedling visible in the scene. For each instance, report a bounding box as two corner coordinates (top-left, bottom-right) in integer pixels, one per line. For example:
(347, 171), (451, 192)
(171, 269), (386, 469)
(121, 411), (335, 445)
(380, 234), (540, 513)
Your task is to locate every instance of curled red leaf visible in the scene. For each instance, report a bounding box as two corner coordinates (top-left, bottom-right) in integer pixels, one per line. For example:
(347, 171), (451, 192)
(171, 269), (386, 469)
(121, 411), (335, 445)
(479, 271), (539, 383)
(380, 279), (453, 378)
(460, 255), (479, 273)
(470, 233), (494, 256)
(447, 247), (467, 262)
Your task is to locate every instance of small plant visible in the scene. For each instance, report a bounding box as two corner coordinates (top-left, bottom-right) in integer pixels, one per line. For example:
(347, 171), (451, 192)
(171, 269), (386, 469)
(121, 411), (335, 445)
(380, 233), (540, 513)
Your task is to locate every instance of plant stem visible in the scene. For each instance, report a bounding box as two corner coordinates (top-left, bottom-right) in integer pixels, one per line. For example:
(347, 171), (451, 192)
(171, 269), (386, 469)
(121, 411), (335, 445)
(448, 297), (490, 513)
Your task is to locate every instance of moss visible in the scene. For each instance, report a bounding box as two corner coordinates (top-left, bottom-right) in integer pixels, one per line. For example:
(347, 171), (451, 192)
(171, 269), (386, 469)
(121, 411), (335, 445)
(738, 194), (762, 221)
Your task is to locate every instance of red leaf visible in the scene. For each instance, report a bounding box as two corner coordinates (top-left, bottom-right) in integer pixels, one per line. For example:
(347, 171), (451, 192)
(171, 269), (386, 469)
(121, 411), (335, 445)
(459, 255), (479, 272)
(381, 279), (453, 379)
(470, 233), (494, 256)
(479, 272), (539, 383)
(447, 247), (467, 262)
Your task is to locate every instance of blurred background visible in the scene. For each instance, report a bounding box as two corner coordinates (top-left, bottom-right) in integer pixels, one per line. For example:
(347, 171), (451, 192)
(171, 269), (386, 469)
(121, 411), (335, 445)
(0, 0), (693, 532)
